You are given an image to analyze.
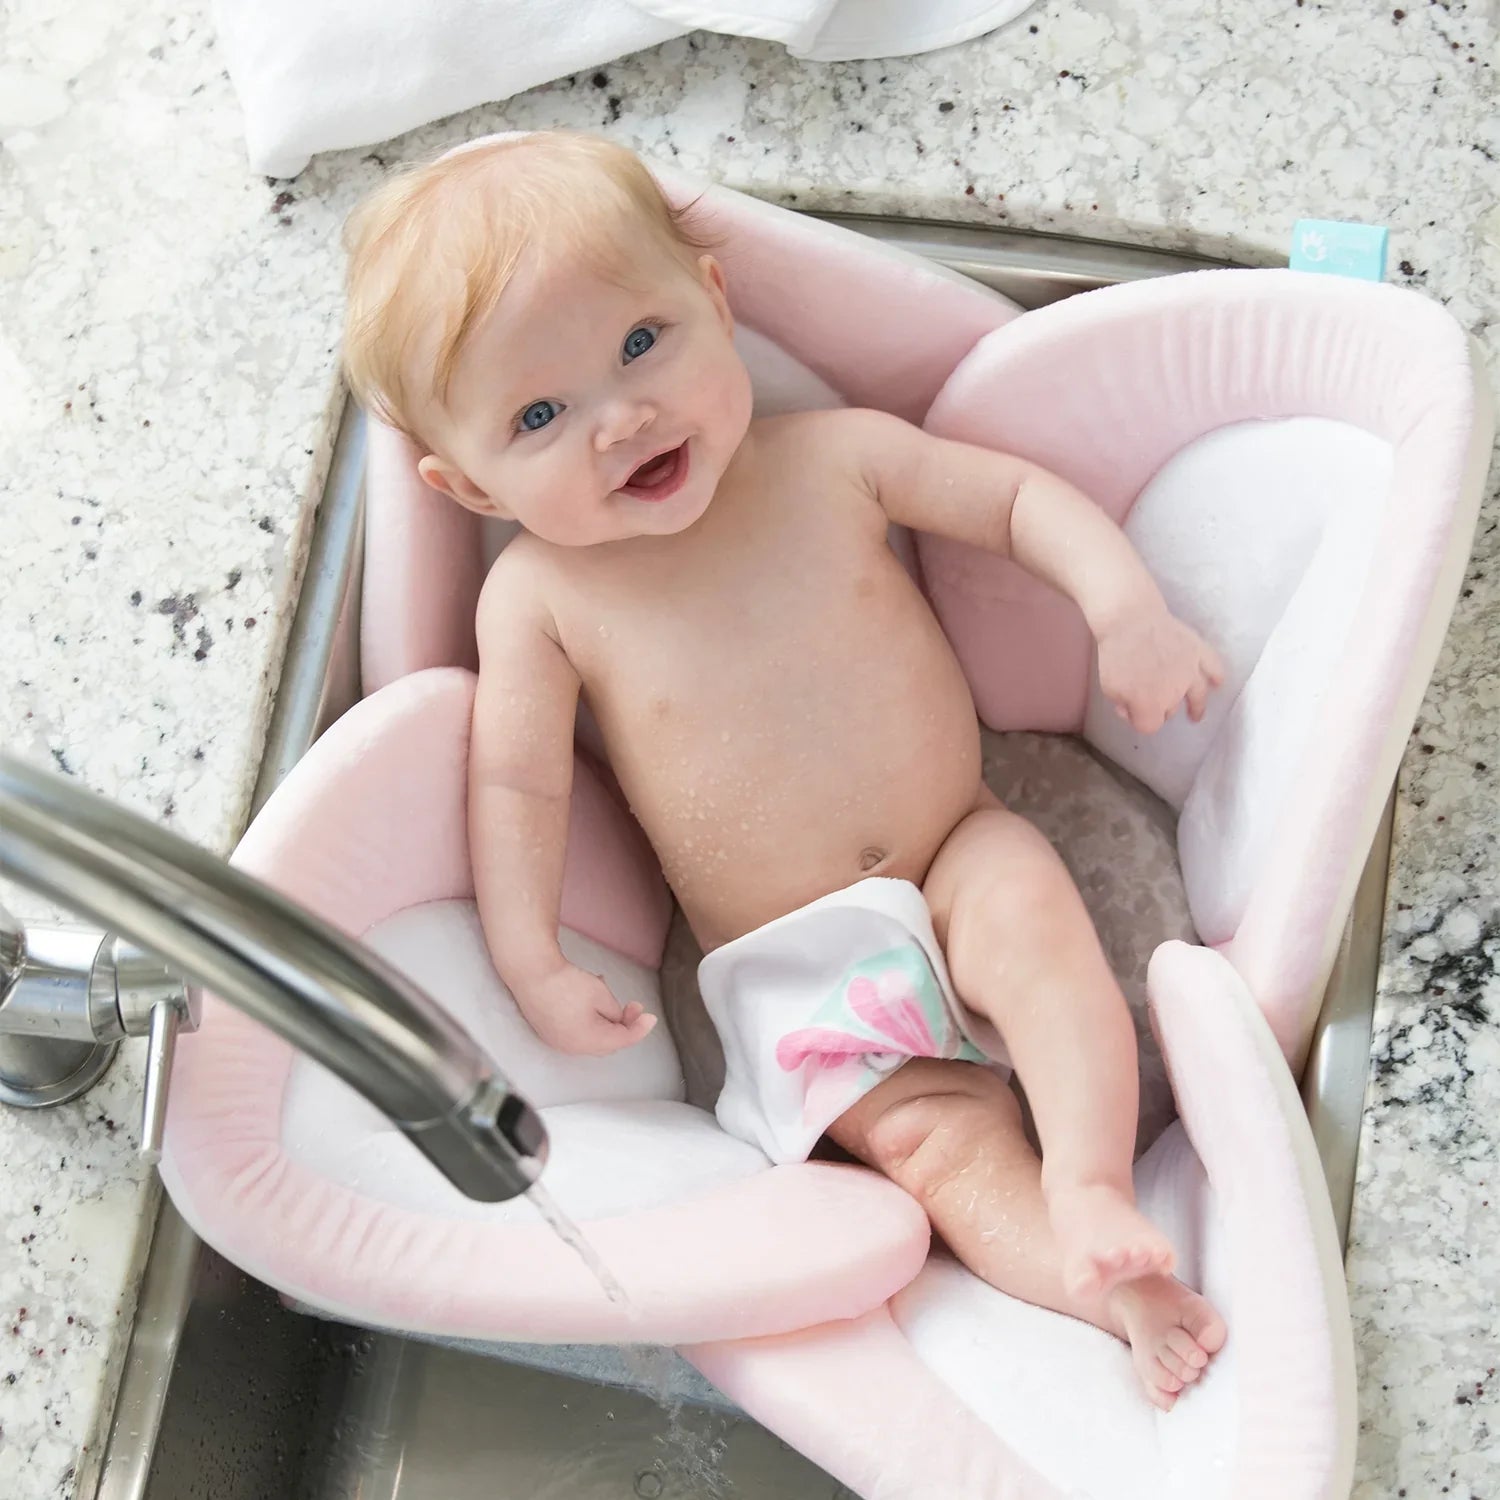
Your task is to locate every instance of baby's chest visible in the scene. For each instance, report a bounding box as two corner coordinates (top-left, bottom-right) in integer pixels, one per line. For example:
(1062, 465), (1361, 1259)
(581, 543), (952, 749)
(597, 526), (894, 669)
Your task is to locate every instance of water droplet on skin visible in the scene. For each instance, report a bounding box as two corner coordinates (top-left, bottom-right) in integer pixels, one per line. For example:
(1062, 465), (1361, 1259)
(720, 730), (730, 743)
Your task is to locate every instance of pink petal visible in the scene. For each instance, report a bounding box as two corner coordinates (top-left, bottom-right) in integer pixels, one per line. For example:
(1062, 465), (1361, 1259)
(776, 1026), (874, 1073)
(846, 970), (938, 1055)
(803, 1061), (867, 1129)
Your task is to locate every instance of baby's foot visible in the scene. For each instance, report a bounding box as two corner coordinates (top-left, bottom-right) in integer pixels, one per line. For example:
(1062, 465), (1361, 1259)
(1048, 1183), (1175, 1299)
(1109, 1274), (1227, 1411)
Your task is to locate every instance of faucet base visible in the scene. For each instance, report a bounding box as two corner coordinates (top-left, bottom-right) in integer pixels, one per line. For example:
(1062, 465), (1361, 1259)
(0, 1035), (118, 1108)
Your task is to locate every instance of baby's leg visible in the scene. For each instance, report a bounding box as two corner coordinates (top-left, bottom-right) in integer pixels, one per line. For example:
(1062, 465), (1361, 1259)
(830, 1062), (1224, 1410)
(924, 801), (1174, 1299)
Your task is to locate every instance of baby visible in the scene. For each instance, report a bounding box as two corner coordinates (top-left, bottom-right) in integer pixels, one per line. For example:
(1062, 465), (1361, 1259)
(344, 132), (1227, 1409)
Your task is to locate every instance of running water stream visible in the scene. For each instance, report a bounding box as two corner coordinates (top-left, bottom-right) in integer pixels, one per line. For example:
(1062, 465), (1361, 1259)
(527, 1180), (633, 1306)
(527, 1181), (733, 1495)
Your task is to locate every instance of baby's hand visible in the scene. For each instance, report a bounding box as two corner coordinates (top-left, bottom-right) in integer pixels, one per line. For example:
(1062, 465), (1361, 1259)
(515, 963), (658, 1056)
(1096, 605), (1225, 735)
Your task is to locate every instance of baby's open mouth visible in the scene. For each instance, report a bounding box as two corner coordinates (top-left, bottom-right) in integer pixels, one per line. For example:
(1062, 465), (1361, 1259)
(620, 441), (689, 501)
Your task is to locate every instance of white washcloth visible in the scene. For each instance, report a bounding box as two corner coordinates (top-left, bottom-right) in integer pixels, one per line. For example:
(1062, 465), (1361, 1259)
(699, 878), (1010, 1164)
(211, 0), (1037, 177)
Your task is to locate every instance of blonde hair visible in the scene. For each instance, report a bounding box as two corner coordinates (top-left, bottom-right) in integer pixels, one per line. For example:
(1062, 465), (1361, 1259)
(342, 132), (712, 444)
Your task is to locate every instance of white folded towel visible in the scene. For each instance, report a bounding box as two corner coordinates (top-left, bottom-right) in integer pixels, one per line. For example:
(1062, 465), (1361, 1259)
(211, 0), (1037, 177)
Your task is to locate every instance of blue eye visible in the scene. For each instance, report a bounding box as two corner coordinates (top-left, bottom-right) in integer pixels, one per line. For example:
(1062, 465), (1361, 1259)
(518, 399), (562, 432)
(622, 326), (657, 362)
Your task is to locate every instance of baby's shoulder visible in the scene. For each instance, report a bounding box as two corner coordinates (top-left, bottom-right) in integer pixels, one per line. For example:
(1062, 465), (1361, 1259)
(751, 407), (921, 485)
(475, 531), (557, 633)
(754, 406), (915, 450)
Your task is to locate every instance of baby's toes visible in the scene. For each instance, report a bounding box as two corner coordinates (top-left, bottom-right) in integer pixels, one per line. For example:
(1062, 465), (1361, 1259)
(1158, 1342), (1201, 1387)
(1185, 1300), (1228, 1357)
(1166, 1327), (1209, 1376)
(1145, 1230), (1176, 1274)
(1143, 1361), (1183, 1411)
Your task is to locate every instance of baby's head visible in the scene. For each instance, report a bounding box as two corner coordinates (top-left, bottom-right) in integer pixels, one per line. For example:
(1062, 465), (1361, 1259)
(343, 132), (753, 546)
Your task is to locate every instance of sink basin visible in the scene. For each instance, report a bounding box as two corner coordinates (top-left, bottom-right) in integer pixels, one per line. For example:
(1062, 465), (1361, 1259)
(93, 217), (1388, 1500)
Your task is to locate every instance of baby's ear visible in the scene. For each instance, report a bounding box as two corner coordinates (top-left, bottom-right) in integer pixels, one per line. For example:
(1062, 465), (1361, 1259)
(699, 255), (733, 336)
(416, 453), (512, 519)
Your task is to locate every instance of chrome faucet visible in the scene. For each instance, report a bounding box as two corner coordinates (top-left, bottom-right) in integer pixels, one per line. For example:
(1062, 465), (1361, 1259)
(0, 753), (547, 1202)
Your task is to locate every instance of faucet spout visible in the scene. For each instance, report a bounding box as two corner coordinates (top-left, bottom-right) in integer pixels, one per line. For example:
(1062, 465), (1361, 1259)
(0, 753), (546, 1202)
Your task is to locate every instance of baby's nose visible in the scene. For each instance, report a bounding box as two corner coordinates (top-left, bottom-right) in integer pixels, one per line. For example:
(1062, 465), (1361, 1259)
(594, 401), (655, 452)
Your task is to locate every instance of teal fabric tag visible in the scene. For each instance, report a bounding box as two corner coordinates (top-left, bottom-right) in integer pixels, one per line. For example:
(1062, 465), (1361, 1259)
(1289, 219), (1389, 281)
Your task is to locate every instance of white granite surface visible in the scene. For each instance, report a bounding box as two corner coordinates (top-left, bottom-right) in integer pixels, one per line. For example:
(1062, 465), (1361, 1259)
(0, 0), (1495, 1495)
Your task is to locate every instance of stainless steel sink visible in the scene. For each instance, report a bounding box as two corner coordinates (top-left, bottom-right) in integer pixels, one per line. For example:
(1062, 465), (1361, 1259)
(92, 218), (1387, 1500)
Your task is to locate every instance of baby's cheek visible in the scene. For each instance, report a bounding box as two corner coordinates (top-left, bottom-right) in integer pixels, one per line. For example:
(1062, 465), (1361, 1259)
(713, 358), (754, 441)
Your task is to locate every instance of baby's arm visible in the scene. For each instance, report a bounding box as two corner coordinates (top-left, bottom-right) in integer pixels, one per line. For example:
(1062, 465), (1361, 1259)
(845, 408), (1224, 733)
(470, 560), (656, 1055)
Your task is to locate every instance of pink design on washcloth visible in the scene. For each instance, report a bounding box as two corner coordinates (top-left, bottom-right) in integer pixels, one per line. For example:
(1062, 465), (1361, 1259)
(800, 1058), (869, 1137)
(776, 1026), (873, 1134)
(775, 966), (942, 1073)
(775, 1026), (879, 1073)
(846, 970), (941, 1055)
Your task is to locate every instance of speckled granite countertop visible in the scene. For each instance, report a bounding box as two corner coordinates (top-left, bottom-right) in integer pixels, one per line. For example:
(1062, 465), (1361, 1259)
(1, 0), (1495, 1495)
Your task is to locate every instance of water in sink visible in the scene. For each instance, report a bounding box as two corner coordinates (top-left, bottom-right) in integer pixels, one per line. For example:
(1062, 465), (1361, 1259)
(344, 1344), (850, 1499)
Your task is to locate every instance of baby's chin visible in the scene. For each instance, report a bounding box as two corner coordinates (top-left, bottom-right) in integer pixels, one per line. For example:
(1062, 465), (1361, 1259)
(611, 477), (718, 538)
(624, 495), (713, 537)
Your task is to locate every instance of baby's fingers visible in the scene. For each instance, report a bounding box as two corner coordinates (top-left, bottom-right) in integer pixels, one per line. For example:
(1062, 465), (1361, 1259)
(1114, 698), (1163, 735)
(1202, 645), (1227, 687)
(617, 1001), (658, 1038)
(1187, 644), (1227, 722)
(583, 1012), (654, 1054)
(1134, 695), (1170, 735)
(597, 1000), (657, 1051)
(621, 1000), (659, 1031)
